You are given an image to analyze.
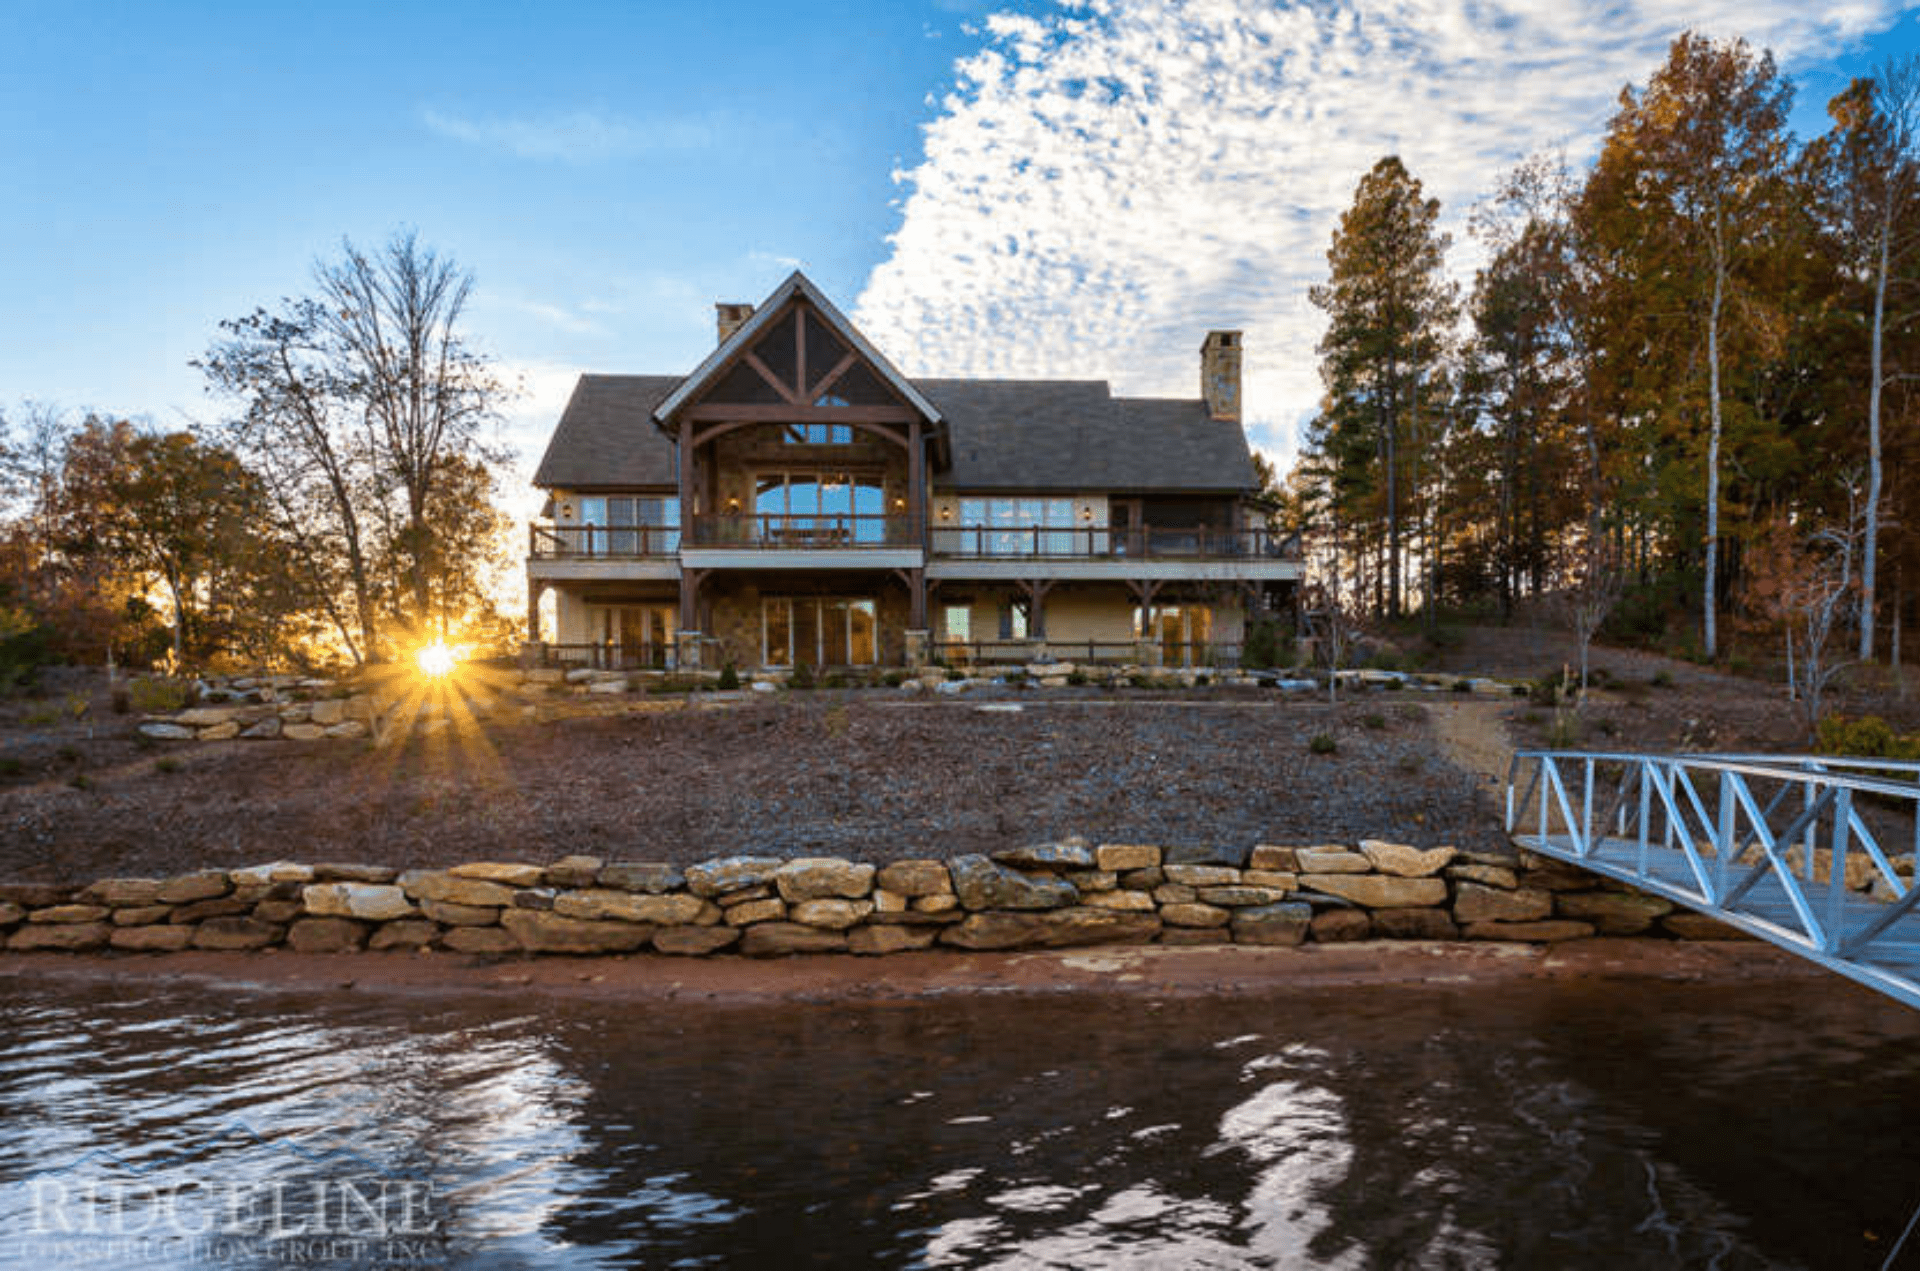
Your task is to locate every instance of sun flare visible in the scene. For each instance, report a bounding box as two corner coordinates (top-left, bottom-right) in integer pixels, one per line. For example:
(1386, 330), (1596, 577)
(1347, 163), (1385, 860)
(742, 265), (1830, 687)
(415, 639), (462, 680)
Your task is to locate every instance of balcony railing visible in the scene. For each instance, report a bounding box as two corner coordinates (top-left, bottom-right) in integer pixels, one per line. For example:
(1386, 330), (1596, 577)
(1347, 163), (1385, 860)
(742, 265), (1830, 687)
(690, 514), (918, 549)
(931, 525), (1296, 559)
(530, 524), (679, 558)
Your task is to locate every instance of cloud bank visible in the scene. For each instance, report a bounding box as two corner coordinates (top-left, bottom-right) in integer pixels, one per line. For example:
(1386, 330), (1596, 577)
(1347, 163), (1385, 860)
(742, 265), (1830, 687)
(854, 0), (1911, 463)
(423, 107), (712, 162)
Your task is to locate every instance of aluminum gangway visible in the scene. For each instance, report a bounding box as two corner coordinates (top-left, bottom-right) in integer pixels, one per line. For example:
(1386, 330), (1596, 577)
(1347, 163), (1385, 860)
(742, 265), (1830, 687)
(1506, 749), (1920, 1010)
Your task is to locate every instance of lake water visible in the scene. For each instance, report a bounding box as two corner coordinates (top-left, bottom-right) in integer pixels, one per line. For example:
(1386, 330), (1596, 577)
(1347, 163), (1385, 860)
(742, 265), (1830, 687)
(0, 972), (1916, 1269)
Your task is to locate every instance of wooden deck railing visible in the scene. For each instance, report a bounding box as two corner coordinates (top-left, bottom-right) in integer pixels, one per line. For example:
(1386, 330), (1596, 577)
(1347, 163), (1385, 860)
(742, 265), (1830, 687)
(690, 514), (917, 548)
(529, 521), (1301, 560)
(529, 524), (680, 558)
(930, 525), (1296, 559)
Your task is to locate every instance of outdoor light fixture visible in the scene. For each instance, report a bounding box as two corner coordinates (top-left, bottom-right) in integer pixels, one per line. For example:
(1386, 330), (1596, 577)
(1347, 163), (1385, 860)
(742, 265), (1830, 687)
(939, 506), (953, 520)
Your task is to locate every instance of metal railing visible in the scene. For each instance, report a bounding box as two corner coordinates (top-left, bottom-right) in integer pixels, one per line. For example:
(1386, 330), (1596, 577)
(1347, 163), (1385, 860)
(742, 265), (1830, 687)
(930, 525), (1296, 559)
(525, 642), (673, 671)
(937, 640), (1242, 668)
(530, 524), (679, 558)
(1507, 749), (1920, 1010)
(690, 513), (917, 549)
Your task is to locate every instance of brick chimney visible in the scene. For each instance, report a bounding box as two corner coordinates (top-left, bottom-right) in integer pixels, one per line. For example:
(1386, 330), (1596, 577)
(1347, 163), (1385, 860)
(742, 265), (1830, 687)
(1201, 330), (1241, 423)
(716, 303), (755, 345)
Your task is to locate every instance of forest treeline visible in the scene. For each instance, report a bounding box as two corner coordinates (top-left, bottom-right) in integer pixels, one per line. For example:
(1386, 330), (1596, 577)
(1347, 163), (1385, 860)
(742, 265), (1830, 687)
(1287, 31), (1920, 669)
(0, 233), (514, 681)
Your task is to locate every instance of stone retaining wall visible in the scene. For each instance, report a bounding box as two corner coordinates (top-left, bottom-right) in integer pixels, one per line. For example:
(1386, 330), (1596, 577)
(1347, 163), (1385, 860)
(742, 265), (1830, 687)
(0, 840), (1753, 958)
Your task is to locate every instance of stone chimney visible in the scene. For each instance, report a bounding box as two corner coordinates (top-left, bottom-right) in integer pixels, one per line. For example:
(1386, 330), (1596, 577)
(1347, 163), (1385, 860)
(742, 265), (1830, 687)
(1201, 330), (1241, 423)
(716, 303), (755, 345)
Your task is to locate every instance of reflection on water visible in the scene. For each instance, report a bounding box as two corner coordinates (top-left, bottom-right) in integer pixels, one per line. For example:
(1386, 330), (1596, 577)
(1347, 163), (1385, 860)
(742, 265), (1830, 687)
(0, 973), (1916, 1268)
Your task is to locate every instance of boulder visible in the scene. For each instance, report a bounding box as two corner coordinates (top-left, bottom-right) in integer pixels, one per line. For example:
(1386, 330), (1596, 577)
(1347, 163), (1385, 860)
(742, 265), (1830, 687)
(10, 922), (109, 951)
(1453, 883), (1553, 924)
(30, 904), (110, 924)
(240, 717), (283, 740)
(1163, 864), (1241, 888)
(1310, 909), (1373, 942)
(282, 724), (327, 741)
(1663, 912), (1756, 941)
(368, 920), (440, 950)
(596, 863), (683, 894)
(229, 862), (313, 887)
(192, 918), (283, 950)
(652, 925), (742, 956)
(716, 885), (773, 907)
(309, 698), (347, 726)
(139, 723), (195, 741)
(1299, 875), (1449, 909)
(725, 898), (788, 926)
(252, 900), (305, 925)
(553, 890), (709, 926)
(1119, 867), (1165, 891)
(1247, 845), (1300, 871)
(1161, 903), (1231, 928)
(773, 858), (876, 902)
(1242, 870), (1298, 891)
(740, 922), (848, 957)
(0, 901), (21, 926)
(1231, 902), (1313, 946)
(1447, 864), (1518, 890)
(112, 905), (173, 927)
(311, 863), (398, 884)
(1152, 884), (1197, 905)
(287, 918), (368, 953)
(1164, 844), (1249, 868)
(991, 843), (1095, 872)
(947, 855), (1077, 911)
(450, 862), (546, 888)
(1095, 844), (1161, 873)
(913, 893), (961, 914)
(546, 855), (605, 888)
(872, 888), (908, 913)
(1463, 920), (1595, 943)
(685, 856), (787, 898)
(1554, 891), (1673, 934)
(940, 906), (1162, 950)
(1372, 908), (1460, 940)
(199, 722), (241, 741)
(397, 871), (517, 908)
(1159, 928), (1226, 946)
(1518, 865), (1600, 893)
(442, 927), (520, 956)
(848, 925), (940, 955)
(176, 706), (238, 727)
(0, 883), (73, 907)
(500, 909), (652, 954)
(1065, 870), (1117, 892)
(302, 883), (417, 922)
(156, 871), (231, 904)
(1359, 841), (1457, 878)
(420, 900), (501, 927)
(109, 924), (194, 952)
(512, 889), (555, 911)
(1081, 890), (1155, 912)
(1196, 886), (1291, 908)
(1295, 848), (1372, 874)
(876, 860), (953, 897)
(169, 898), (251, 923)
(789, 899), (874, 930)
(81, 878), (163, 907)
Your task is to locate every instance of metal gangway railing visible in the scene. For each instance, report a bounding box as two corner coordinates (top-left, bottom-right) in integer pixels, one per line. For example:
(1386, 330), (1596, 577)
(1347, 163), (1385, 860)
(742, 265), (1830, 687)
(1507, 750), (1920, 1010)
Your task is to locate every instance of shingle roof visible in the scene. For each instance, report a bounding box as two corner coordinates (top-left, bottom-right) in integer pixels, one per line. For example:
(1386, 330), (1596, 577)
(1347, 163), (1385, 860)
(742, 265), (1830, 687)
(918, 379), (1256, 492)
(531, 375), (682, 489)
(532, 374), (1256, 494)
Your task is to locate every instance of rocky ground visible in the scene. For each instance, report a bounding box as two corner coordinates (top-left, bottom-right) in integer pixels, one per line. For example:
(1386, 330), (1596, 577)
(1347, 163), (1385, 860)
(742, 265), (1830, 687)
(0, 692), (1502, 883)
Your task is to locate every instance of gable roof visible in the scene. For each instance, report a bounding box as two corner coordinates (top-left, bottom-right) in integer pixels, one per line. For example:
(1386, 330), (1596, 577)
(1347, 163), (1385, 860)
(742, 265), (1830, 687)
(652, 271), (944, 425)
(532, 375), (681, 489)
(919, 380), (1255, 492)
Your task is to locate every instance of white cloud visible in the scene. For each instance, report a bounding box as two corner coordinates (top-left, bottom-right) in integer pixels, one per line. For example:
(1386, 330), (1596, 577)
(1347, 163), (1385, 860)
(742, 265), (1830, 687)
(854, 0), (1913, 467)
(422, 107), (713, 162)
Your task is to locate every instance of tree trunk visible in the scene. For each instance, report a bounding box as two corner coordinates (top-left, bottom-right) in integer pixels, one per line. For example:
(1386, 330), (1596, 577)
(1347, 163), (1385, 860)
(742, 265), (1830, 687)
(1862, 217), (1889, 661)
(1704, 219), (1725, 661)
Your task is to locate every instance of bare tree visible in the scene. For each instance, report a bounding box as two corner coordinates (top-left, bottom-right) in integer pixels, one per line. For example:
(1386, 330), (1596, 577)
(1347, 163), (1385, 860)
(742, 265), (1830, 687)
(1744, 490), (1866, 740)
(1558, 532), (1626, 706)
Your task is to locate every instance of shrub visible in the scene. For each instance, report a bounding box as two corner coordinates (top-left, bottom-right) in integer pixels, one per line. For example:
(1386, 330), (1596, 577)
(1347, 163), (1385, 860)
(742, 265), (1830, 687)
(155, 757), (180, 775)
(1452, 679), (1473, 693)
(1817, 714), (1920, 761)
(128, 677), (191, 714)
(1362, 712), (1387, 730)
(1003, 668), (1028, 686)
(1545, 712), (1582, 750)
(789, 662), (817, 691)
(1651, 670), (1674, 689)
(0, 757), (23, 778)
(881, 671), (908, 688)
(1381, 679), (1403, 691)
(945, 668), (966, 682)
(716, 663), (741, 691)
(1308, 733), (1338, 755)
(1241, 619), (1293, 670)
(1066, 670), (1088, 687)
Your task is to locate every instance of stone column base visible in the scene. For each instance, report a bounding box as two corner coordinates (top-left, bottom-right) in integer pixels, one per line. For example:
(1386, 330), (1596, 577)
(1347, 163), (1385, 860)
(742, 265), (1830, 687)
(675, 630), (704, 672)
(904, 629), (930, 670)
(1134, 639), (1162, 668)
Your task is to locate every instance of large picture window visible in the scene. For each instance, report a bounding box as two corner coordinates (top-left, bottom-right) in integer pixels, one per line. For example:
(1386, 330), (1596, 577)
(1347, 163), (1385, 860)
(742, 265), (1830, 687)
(576, 495), (680, 553)
(953, 497), (1080, 555)
(763, 597), (878, 667)
(754, 473), (885, 543)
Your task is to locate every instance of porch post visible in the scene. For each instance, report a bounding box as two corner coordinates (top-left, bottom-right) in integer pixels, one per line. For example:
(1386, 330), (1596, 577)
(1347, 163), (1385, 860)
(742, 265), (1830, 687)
(907, 419), (924, 549)
(677, 568), (704, 671)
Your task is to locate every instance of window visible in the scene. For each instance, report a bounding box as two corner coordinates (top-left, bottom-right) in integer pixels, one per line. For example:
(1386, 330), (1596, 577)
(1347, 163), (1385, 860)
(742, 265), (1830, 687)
(954, 497), (1080, 555)
(754, 473), (885, 542)
(941, 604), (971, 647)
(763, 597), (878, 666)
(576, 496), (679, 553)
(587, 605), (674, 668)
(783, 412), (853, 445)
(1136, 604), (1214, 663)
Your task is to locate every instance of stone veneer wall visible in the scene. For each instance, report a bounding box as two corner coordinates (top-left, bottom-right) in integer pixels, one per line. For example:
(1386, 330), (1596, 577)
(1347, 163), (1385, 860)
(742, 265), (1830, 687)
(0, 841), (1747, 958)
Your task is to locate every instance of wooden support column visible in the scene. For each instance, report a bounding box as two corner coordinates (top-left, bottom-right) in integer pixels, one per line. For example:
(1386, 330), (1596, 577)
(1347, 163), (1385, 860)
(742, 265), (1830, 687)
(526, 580), (548, 646)
(678, 568), (704, 634)
(908, 419), (924, 549)
(1018, 578), (1056, 639)
(676, 423), (695, 545)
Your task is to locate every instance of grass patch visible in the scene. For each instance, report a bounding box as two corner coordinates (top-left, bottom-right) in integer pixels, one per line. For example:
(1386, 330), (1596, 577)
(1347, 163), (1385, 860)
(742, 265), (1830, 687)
(1308, 733), (1338, 755)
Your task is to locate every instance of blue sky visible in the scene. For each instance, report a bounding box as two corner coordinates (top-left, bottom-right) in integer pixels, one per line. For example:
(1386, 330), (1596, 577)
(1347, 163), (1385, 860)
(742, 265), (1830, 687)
(5, 0), (1920, 486)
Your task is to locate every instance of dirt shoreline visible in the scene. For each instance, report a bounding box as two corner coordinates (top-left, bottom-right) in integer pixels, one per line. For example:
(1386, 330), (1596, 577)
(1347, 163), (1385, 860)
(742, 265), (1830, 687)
(0, 938), (1825, 1007)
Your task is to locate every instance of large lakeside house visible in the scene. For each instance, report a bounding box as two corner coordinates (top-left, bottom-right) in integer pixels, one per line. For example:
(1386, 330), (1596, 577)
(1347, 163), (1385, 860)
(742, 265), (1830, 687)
(524, 272), (1300, 673)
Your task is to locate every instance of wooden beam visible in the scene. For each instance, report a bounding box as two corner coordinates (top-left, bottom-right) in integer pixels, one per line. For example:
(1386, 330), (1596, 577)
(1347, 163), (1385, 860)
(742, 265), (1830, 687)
(808, 349), (858, 402)
(908, 419), (924, 549)
(744, 352), (803, 406)
(795, 302), (807, 398)
(681, 403), (916, 424)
